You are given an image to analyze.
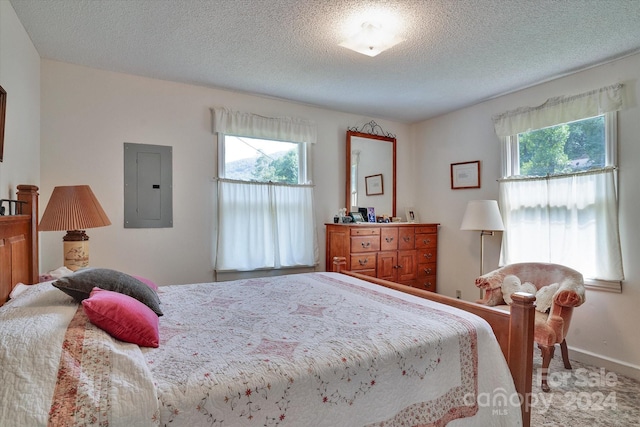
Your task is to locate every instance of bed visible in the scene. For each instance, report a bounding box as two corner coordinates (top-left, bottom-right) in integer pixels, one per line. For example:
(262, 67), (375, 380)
(0, 185), (534, 426)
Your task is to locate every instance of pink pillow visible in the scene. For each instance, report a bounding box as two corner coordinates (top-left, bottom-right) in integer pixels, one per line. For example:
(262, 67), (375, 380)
(132, 275), (159, 291)
(82, 287), (159, 347)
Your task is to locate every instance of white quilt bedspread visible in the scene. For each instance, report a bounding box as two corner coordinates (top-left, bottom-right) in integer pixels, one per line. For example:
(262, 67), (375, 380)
(0, 282), (159, 426)
(144, 272), (521, 426)
(0, 273), (521, 426)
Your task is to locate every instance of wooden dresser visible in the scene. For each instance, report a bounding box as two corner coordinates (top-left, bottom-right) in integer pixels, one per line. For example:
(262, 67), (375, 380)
(325, 222), (439, 292)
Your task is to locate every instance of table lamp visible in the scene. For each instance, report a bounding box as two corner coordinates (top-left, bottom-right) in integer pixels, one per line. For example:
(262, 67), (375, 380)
(39, 185), (111, 271)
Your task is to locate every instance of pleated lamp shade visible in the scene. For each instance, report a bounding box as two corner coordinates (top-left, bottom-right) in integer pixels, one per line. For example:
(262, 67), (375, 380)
(39, 185), (111, 270)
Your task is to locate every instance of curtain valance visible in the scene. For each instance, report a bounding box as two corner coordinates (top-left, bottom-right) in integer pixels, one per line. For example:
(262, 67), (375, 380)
(211, 107), (317, 144)
(493, 83), (625, 137)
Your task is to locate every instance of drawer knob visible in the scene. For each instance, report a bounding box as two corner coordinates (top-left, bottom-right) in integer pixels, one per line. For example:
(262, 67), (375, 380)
(385, 237), (394, 243)
(422, 239), (431, 244)
(423, 252), (433, 259)
(359, 259), (368, 266)
(423, 268), (432, 274)
(402, 236), (411, 242)
(393, 265), (403, 269)
(361, 242), (371, 248)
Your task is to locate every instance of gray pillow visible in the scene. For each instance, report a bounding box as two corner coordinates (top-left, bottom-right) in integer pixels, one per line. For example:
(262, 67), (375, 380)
(53, 268), (163, 316)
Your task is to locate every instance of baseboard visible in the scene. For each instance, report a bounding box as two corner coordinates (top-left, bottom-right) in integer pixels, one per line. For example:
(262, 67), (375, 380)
(568, 346), (640, 382)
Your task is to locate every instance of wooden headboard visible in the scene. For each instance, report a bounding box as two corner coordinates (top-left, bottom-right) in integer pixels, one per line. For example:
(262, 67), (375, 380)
(0, 185), (39, 305)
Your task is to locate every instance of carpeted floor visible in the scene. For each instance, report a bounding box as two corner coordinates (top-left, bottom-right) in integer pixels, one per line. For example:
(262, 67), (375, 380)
(530, 351), (640, 426)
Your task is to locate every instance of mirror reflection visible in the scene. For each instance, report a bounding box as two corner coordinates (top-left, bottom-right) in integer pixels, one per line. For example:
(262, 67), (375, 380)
(346, 125), (396, 218)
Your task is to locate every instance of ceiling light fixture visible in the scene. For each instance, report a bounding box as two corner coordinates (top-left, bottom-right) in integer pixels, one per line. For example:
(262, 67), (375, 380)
(339, 22), (405, 57)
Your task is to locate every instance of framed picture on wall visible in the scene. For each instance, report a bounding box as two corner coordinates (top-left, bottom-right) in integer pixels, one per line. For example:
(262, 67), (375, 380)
(451, 160), (481, 189)
(365, 174), (383, 196)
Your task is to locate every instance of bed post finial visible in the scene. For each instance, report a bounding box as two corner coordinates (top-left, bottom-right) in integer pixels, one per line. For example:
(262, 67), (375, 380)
(332, 257), (346, 273)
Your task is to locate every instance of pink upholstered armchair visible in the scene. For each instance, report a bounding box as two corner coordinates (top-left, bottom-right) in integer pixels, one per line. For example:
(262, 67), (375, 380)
(474, 262), (586, 392)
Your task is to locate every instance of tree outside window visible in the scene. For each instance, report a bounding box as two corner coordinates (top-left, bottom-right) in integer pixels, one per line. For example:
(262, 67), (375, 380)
(517, 115), (605, 176)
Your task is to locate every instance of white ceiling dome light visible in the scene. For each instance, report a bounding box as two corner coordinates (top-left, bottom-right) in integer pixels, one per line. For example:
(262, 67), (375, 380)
(339, 21), (405, 57)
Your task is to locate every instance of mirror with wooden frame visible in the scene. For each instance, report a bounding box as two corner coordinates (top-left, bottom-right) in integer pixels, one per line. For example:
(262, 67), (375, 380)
(346, 121), (396, 218)
(0, 85), (6, 162)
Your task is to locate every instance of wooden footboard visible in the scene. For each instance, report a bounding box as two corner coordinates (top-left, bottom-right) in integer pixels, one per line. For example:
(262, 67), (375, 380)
(332, 256), (534, 427)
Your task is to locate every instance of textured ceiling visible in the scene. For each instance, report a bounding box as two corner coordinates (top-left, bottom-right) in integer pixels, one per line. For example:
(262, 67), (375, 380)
(9, 0), (640, 123)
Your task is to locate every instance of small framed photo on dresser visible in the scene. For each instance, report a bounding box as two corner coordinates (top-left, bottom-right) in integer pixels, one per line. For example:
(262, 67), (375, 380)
(405, 207), (419, 223)
(350, 212), (365, 222)
(358, 207), (368, 220)
(367, 207), (376, 223)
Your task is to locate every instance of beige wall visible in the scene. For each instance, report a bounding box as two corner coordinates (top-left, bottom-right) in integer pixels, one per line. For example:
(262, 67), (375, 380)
(412, 53), (640, 379)
(40, 60), (413, 285)
(0, 1), (40, 199)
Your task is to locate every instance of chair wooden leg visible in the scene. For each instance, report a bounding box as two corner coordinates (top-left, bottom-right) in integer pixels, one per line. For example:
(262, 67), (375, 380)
(538, 343), (555, 393)
(560, 339), (572, 369)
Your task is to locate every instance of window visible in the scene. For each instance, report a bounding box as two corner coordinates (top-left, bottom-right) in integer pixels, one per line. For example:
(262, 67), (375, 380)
(212, 108), (318, 273)
(220, 135), (305, 184)
(495, 85), (625, 286)
(507, 115), (608, 177)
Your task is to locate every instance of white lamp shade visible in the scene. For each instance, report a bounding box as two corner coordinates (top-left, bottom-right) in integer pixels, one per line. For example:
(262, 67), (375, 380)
(460, 200), (504, 231)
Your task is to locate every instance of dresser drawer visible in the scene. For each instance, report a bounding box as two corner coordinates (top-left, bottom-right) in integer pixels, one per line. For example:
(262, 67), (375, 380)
(351, 254), (377, 271)
(415, 226), (438, 234)
(417, 263), (437, 279)
(351, 236), (381, 253)
(416, 234), (437, 249)
(417, 248), (437, 263)
(414, 277), (437, 292)
(398, 227), (415, 250)
(350, 227), (380, 236)
(380, 228), (398, 251)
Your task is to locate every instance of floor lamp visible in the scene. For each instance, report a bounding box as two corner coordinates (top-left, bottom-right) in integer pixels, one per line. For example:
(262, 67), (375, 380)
(460, 200), (505, 298)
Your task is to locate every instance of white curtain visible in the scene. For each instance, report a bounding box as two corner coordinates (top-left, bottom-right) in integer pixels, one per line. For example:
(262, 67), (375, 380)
(212, 107), (317, 144)
(215, 180), (317, 271)
(499, 168), (624, 281)
(493, 83), (625, 137)
(211, 107), (318, 272)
